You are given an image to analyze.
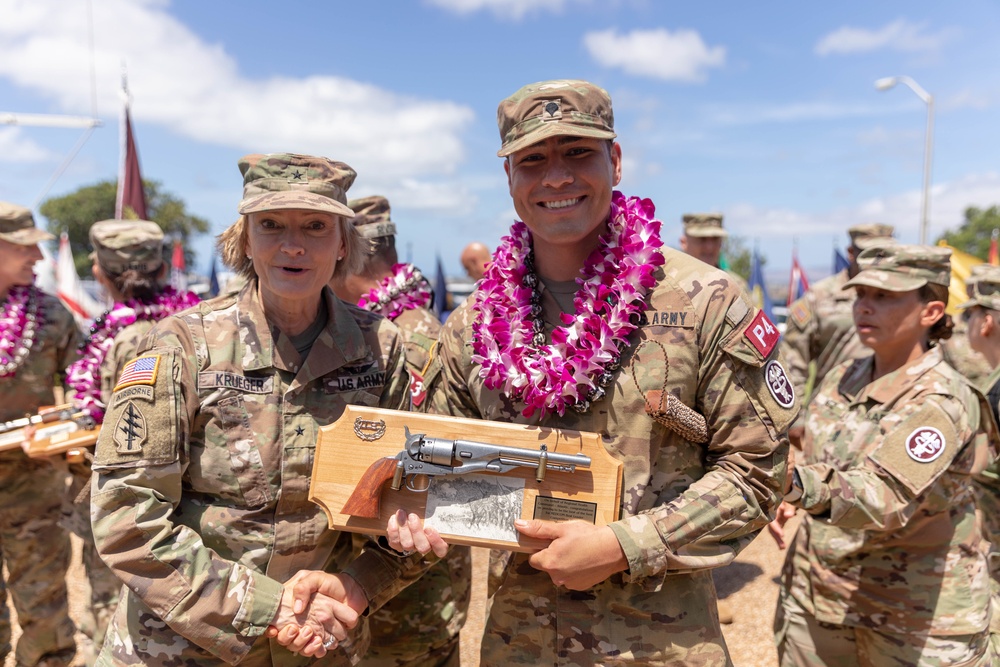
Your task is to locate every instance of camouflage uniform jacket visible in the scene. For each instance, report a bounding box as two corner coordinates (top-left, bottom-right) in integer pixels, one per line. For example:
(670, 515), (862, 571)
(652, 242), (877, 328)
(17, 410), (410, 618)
(425, 248), (798, 665)
(90, 281), (421, 667)
(782, 347), (998, 635)
(0, 287), (79, 424)
(0, 287), (79, 469)
(98, 319), (157, 405)
(781, 269), (867, 408)
(393, 306), (440, 378)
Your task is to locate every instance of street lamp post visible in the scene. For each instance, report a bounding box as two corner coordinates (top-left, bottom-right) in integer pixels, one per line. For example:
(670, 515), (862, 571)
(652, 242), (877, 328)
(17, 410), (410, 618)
(875, 76), (935, 245)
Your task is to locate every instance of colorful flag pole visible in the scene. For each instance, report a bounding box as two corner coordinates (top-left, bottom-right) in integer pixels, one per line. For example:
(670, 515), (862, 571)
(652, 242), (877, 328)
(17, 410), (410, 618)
(208, 254), (220, 297)
(171, 237), (187, 291)
(433, 254), (447, 321)
(56, 232), (103, 325)
(747, 243), (774, 322)
(833, 248), (850, 274)
(115, 71), (148, 221)
(787, 240), (810, 307)
(989, 229), (999, 266)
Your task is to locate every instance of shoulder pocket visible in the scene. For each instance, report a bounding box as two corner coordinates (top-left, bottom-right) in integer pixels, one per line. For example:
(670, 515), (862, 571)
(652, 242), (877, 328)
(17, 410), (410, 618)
(867, 401), (961, 496)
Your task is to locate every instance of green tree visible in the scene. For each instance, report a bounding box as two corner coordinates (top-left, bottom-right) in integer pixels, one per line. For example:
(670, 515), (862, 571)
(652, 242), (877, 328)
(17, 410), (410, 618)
(39, 179), (210, 275)
(721, 236), (760, 281)
(937, 205), (1000, 260)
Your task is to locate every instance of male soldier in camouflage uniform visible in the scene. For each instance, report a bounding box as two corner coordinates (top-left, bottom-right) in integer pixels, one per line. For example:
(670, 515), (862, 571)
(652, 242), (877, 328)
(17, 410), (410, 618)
(781, 223), (894, 446)
(957, 265), (1000, 654)
(89, 154), (432, 666)
(679, 212), (749, 293)
(329, 195), (470, 667)
(459, 242), (490, 282)
(0, 203), (78, 667)
(417, 79), (798, 665)
(775, 244), (998, 666)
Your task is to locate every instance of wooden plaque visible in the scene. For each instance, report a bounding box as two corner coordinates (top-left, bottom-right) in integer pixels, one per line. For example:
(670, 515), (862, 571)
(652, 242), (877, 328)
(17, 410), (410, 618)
(309, 406), (623, 553)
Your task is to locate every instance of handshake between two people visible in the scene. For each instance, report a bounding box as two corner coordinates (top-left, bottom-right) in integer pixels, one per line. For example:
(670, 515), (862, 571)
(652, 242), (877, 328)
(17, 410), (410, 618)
(265, 510), (449, 659)
(268, 506), (631, 658)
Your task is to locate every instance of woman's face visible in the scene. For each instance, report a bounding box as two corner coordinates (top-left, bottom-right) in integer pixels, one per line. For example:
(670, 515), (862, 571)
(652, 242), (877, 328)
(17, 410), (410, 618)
(246, 209), (344, 309)
(852, 285), (934, 355)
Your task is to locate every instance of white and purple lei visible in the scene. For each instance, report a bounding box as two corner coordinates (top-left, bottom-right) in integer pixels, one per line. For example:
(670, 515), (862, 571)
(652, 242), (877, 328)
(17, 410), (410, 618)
(471, 191), (665, 418)
(358, 263), (433, 321)
(0, 285), (42, 378)
(67, 286), (200, 422)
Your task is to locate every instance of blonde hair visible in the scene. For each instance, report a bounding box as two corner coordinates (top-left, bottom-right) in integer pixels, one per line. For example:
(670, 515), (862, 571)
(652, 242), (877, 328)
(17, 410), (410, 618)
(216, 214), (366, 281)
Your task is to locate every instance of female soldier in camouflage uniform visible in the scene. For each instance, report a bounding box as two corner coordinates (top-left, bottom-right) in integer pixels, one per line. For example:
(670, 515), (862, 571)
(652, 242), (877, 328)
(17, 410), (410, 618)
(63, 219), (199, 654)
(773, 244), (999, 666)
(89, 154), (427, 666)
(0, 202), (79, 667)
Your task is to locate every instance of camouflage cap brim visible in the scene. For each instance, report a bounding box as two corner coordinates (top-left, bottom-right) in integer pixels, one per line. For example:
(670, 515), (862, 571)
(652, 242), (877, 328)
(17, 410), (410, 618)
(842, 271), (928, 292)
(955, 297), (978, 311)
(0, 227), (54, 245)
(497, 123), (616, 158)
(684, 228), (729, 239)
(238, 191), (354, 218)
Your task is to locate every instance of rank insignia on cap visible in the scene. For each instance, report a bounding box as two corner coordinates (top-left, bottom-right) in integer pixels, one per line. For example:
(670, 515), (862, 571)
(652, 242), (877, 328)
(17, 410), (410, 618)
(765, 360), (795, 408)
(115, 355), (160, 391)
(905, 426), (946, 463)
(541, 100), (562, 122)
(113, 401), (148, 455)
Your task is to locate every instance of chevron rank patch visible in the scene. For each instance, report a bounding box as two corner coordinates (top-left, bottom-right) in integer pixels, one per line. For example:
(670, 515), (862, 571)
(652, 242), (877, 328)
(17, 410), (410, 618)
(115, 355), (160, 391)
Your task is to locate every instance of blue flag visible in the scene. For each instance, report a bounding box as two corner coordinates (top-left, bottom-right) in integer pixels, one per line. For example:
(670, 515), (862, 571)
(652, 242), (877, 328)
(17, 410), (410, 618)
(833, 248), (850, 274)
(433, 254), (448, 321)
(208, 254), (220, 297)
(748, 249), (775, 322)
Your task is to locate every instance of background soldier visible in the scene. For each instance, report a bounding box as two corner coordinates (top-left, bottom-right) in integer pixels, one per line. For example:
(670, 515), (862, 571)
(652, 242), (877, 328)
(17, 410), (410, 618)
(781, 223), (894, 446)
(459, 242), (490, 282)
(0, 202), (78, 667)
(679, 212), (748, 293)
(330, 195), (470, 667)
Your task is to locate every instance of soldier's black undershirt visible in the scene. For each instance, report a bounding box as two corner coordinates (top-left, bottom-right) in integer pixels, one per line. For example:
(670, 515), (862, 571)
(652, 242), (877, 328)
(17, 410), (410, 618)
(283, 298), (329, 359)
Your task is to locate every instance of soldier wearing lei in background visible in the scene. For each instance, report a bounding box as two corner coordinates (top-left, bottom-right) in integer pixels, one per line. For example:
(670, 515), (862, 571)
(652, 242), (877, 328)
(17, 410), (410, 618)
(414, 79), (798, 666)
(62, 219), (199, 657)
(329, 195), (469, 667)
(0, 202), (79, 667)
(771, 244), (999, 666)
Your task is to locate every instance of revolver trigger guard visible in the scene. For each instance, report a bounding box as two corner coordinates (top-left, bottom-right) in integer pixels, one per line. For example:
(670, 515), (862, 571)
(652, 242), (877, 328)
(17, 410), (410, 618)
(405, 475), (431, 493)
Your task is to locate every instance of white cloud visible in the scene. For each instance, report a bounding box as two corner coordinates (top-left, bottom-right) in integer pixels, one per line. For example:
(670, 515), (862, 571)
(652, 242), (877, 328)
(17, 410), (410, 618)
(425, 0), (578, 20)
(584, 28), (725, 83)
(727, 171), (1000, 243)
(0, 127), (55, 163)
(815, 19), (956, 56)
(0, 0), (474, 180)
(706, 100), (908, 126)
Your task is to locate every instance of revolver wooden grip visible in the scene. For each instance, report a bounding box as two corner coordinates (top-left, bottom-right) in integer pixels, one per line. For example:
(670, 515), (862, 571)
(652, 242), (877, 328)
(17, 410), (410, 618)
(340, 457), (400, 519)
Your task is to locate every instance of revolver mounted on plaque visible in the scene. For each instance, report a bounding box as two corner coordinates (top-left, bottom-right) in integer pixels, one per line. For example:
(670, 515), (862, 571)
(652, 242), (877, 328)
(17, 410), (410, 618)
(0, 404), (100, 457)
(342, 426), (592, 519)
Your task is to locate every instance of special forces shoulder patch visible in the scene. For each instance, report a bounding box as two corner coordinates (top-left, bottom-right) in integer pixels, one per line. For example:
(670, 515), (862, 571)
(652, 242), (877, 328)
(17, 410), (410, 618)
(113, 401), (147, 455)
(868, 402), (958, 496)
(765, 360), (795, 408)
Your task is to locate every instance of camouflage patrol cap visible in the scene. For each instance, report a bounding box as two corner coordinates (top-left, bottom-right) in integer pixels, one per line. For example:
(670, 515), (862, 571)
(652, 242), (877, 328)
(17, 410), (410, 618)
(682, 213), (728, 238)
(89, 219), (164, 274)
(497, 79), (616, 158)
(957, 264), (1000, 311)
(843, 244), (951, 292)
(0, 202), (54, 245)
(848, 223), (895, 250)
(237, 153), (356, 218)
(348, 196), (397, 239)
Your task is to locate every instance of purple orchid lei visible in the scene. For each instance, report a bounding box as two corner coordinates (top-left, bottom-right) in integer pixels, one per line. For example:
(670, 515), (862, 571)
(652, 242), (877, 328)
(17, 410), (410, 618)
(471, 191), (665, 418)
(0, 285), (43, 378)
(358, 263), (433, 321)
(66, 286), (200, 423)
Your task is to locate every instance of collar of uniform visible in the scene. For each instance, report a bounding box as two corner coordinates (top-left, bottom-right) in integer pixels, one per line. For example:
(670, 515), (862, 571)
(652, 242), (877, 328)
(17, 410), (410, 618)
(297, 289), (371, 383)
(844, 346), (944, 406)
(233, 279), (277, 372)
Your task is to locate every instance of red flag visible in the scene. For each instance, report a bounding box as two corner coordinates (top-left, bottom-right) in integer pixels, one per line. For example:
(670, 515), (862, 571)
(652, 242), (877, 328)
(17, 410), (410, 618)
(989, 229), (999, 266)
(787, 255), (810, 307)
(56, 232), (102, 325)
(115, 103), (148, 220)
(171, 238), (187, 291)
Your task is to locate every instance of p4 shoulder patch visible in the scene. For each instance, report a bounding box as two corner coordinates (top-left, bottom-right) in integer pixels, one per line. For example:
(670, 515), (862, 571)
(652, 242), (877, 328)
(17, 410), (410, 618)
(743, 310), (780, 359)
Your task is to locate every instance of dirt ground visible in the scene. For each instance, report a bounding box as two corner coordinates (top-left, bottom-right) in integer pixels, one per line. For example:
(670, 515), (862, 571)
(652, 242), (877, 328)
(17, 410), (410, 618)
(5, 518), (796, 667)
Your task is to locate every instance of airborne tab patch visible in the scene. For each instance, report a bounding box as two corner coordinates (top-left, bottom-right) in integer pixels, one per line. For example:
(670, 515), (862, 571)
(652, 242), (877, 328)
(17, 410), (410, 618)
(115, 355), (160, 391)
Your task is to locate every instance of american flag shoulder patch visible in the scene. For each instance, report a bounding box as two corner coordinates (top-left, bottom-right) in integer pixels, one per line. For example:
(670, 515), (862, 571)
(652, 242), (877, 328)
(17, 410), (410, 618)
(115, 355), (161, 391)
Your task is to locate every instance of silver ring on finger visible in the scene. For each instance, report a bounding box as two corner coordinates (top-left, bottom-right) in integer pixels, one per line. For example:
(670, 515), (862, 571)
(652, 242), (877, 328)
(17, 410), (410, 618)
(323, 638), (338, 650)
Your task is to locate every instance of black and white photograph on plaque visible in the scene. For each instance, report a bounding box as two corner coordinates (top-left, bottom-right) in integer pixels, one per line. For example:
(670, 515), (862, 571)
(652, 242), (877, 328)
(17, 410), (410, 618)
(424, 474), (524, 542)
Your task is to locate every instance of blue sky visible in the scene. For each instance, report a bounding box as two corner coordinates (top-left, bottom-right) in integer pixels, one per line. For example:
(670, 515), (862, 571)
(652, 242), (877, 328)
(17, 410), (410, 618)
(2, 0), (999, 290)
